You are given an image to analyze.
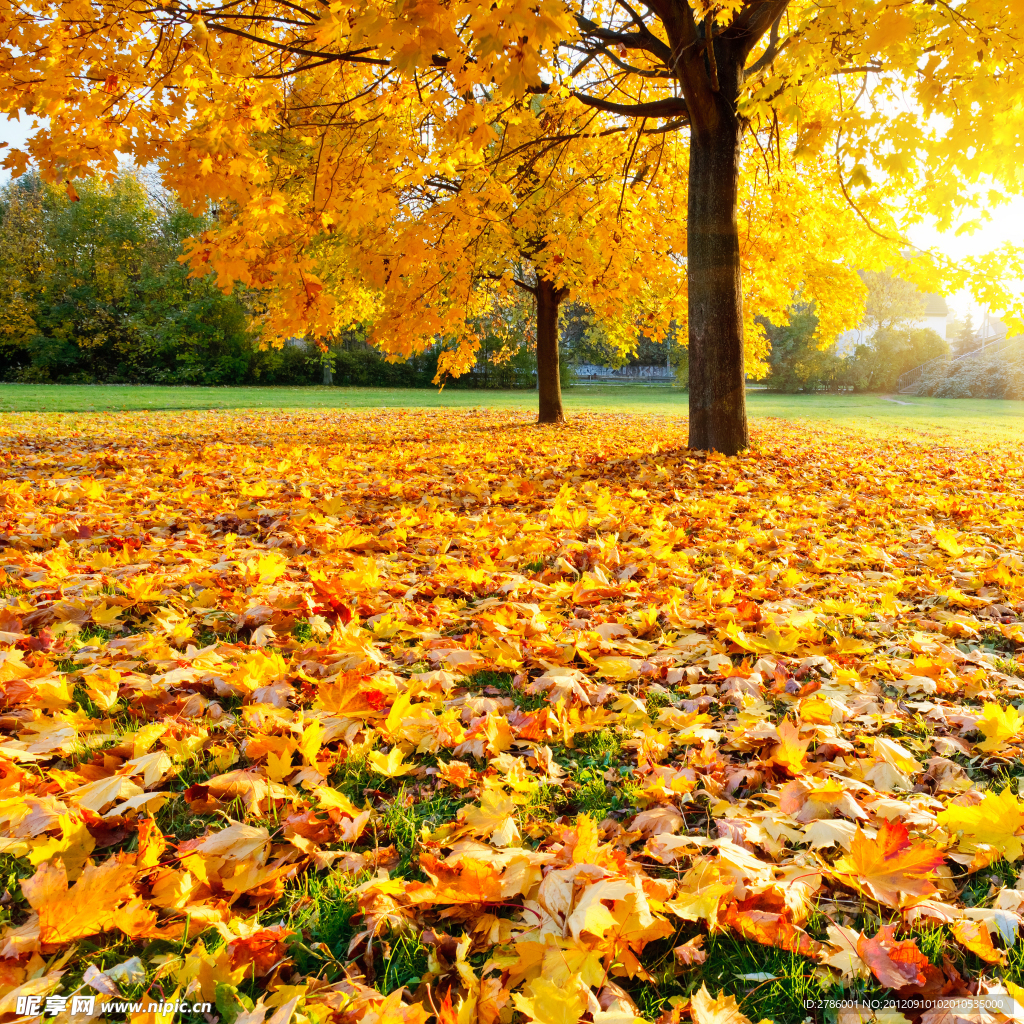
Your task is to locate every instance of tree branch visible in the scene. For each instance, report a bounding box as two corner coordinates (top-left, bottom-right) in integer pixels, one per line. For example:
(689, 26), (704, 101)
(613, 0), (651, 35)
(704, 13), (720, 92)
(608, 55), (674, 78)
(205, 23), (390, 65)
(744, 11), (784, 78)
(423, 176), (461, 193)
(566, 44), (673, 78)
(575, 13), (672, 63)
(730, 0), (791, 57)
(571, 92), (689, 119)
(833, 64), (885, 74)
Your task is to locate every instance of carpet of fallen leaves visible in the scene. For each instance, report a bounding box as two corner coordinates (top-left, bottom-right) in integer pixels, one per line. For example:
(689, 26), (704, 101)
(0, 408), (1023, 1024)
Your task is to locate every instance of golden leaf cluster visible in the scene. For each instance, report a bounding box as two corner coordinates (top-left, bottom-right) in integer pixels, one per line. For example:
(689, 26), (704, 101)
(0, 409), (1021, 1021)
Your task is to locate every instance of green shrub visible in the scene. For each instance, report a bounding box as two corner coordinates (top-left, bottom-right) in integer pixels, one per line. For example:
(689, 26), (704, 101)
(916, 343), (1024, 399)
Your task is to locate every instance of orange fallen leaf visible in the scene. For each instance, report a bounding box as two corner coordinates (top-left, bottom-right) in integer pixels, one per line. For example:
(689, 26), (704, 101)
(951, 919), (1005, 964)
(689, 983), (753, 1024)
(856, 926), (929, 990)
(832, 819), (943, 907)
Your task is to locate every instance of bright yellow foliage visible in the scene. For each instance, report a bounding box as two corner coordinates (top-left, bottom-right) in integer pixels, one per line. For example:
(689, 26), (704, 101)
(3, 0), (1024, 371)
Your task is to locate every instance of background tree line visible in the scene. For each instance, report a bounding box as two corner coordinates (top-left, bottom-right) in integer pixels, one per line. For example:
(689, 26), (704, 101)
(0, 169), (674, 389)
(762, 271), (950, 393)
(0, 171), (459, 388)
(3, 170), (996, 396)
(0, 171), (316, 384)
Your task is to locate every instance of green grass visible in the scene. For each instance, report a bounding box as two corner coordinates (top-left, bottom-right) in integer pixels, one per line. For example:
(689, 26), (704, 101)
(0, 384), (1021, 440)
(625, 930), (844, 1024)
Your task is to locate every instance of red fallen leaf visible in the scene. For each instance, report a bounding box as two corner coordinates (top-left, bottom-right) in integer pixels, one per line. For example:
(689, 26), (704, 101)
(436, 989), (457, 1024)
(857, 925), (929, 990)
(19, 628), (53, 652)
(508, 707), (552, 741)
(182, 783), (222, 814)
(408, 852), (505, 905)
(673, 935), (707, 965)
(895, 961), (956, 1003)
(81, 810), (134, 850)
(365, 689), (387, 711)
(770, 671), (821, 698)
(796, 678), (822, 697)
(735, 599), (762, 624)
(309, 572), (353, 623)
(283, 808), (335, 845)
(0, 606), (22, 631)
(365, 845), (399, 871)
(720, 894), (819, 958)
(0, 679), (37, 707)
(227, 924), (294, 976)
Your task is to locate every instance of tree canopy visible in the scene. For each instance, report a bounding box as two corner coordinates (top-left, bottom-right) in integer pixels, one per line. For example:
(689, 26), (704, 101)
(4, 0), (1024, 447)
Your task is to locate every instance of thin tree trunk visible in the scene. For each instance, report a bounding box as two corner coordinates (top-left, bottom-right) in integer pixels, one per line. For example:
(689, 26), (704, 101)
(536, 277), (567, 424)
(687, 55), (748, 454)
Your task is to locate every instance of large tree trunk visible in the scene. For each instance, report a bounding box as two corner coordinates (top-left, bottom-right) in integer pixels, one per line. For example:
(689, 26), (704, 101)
(536, 277), (567, 424)
(687, 56), (748, 455)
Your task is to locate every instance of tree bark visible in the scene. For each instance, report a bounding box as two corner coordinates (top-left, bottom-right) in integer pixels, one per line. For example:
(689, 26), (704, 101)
(687, 48), (748, 455)
(536, 277), (567, 424)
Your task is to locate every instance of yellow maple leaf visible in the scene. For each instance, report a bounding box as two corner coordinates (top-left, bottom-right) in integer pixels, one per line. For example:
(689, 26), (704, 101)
(937, 788), (1024, 862)
(297, 718), (325, 765)
(975, 702), (1024, 752)
(690, 984), (754, 1024)
(952, 919), (1005, 965)
(459, 785), (519, 847)
(664, 861), (733, 928)
(565, 877), (635, 940)
(249, 552), (288, 585)
(85, 668), (121, 710)
(27, 813), (96, 880)
(593, 655), (641, 681)
(799, 697), (833, 724)
(22, 857), (137, 943)
(266, 749), (294, 782)
(934, 528), (965, 558)
(771, 718), (809, 774)
(367, 746), (412, 777)
(512, 976), (586, 1024)
(832, 819), (943, 907)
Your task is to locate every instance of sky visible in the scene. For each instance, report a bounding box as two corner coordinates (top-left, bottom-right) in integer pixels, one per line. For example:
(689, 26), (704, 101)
(908, 200), (1024, 324)
(0, 113), (34, 176)
(3, 113), (1022, 324)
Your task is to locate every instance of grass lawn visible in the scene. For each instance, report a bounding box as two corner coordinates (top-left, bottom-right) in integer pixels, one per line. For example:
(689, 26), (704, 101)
(0, 382), (1021, 439)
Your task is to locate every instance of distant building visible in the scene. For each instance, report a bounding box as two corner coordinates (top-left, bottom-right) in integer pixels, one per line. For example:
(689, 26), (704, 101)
(834, 289), (948, 357)
(976, 310), (1009, 348)
(918, 293), (951, 340)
